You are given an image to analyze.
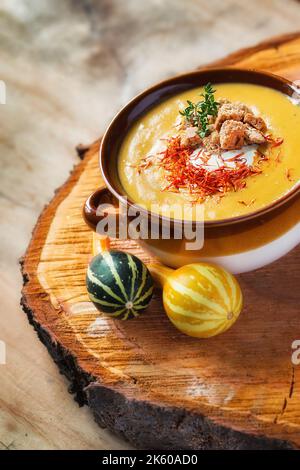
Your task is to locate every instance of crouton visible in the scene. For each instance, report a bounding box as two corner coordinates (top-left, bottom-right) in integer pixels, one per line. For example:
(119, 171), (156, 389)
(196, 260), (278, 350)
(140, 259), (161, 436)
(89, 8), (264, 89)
(181, 126), (201, 147)
(244, 124), (266, 145)
(203, 130), (220, 151)
(244, 112), (266, 131)
(218, 98), (230, 106)
(235, 101), (251, 113)
(219, 120), (245, 150)
(210, 130), (220, 147)
(215, 102), (250, 130)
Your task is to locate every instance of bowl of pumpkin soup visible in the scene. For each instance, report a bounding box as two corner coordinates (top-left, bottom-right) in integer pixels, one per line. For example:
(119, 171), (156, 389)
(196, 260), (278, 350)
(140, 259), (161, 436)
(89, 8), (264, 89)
(84, 68), (300, 273)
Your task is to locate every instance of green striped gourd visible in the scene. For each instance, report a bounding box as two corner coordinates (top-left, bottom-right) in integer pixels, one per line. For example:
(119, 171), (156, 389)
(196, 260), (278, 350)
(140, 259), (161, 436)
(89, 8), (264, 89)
(86, 250), (154, 320)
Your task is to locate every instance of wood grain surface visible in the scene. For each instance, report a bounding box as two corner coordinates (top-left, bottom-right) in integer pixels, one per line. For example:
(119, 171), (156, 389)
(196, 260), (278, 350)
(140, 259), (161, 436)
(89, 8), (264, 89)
(2, 0), (300, 451)
(21, 32), (300, 449)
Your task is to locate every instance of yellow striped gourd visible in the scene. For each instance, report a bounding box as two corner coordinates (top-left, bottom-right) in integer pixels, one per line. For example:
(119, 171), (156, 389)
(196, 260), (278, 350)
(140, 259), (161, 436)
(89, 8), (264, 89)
(149, 262), (243, 338)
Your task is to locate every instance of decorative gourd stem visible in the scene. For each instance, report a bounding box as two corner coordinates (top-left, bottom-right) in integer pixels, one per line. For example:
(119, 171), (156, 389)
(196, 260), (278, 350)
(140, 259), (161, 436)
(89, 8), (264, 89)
(148, 263), (174, 288)
(92, 234), (110, 254)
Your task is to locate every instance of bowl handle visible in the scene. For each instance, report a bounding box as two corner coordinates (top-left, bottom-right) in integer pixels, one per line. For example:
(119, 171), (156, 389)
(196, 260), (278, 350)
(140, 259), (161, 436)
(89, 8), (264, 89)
(83, 187), (119, 232)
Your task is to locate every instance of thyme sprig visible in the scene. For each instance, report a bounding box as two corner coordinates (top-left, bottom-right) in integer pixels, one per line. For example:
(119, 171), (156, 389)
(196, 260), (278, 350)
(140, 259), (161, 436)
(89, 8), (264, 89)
(179, 83), (219, 138)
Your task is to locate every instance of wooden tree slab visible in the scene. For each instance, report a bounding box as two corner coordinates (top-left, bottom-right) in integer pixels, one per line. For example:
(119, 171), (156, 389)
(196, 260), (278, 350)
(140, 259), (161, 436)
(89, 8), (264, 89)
(21, 33), (300, 450)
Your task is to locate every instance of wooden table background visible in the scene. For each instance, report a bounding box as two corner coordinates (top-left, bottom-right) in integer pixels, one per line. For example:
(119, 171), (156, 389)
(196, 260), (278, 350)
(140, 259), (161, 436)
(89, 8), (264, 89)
(1, 0), (300, 451)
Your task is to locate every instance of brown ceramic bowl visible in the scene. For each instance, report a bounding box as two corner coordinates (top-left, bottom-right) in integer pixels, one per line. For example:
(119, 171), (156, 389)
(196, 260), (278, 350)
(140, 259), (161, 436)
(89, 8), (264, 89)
(83, 68), (300, 273)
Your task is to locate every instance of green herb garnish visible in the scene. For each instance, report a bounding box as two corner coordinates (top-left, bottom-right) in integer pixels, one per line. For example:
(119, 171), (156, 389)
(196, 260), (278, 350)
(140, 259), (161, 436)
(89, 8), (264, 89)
(179, 83), (219, 138)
